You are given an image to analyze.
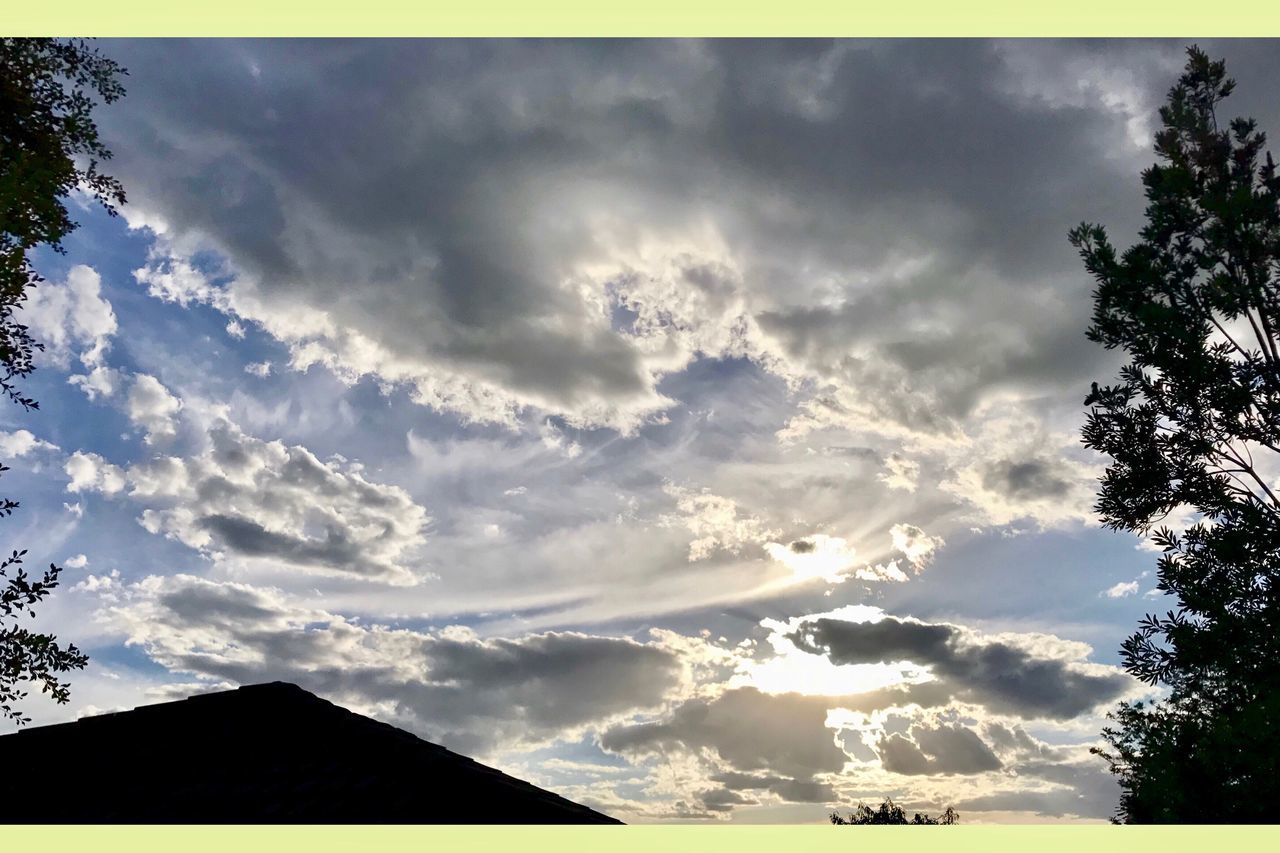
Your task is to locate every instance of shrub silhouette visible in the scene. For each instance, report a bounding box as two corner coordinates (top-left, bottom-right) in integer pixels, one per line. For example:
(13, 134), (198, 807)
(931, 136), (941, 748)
(830, 798), (958, 825)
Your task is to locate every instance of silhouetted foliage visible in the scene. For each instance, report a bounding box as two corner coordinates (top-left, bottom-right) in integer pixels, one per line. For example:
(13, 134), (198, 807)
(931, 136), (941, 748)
(830, 798), (958, 825)
(1, 551), (87, 724)
(1071, 46), (1280, 823)
(0, 38), (124, 724)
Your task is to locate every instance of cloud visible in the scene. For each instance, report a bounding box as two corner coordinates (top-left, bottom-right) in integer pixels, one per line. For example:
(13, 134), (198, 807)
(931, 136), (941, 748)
(0, 429), (58, 458)
(601, 686), (850, 781)
(15, 38), (1234, 820)
(662, 484), (778, 562)
(974, 726), (1121, 818)
(1102, 581), (1139, 599)
(133, 250), (220, 307)
(889, 523), (944, 571)
(763, 534), (907, 584)
(939, 411), (1099, 528)
(69, 365), (120, 401)
(879, 453), (920, 492)
(709, 771), (836, 803)
(126, 374), (183, 444)
(87, 419), (431, 583)
(64, 554), (88, 569)
(64, 451), (126, 495)
(877, 722), (1002, 776)
(788, 611), (1134, 720)
(96, 39), (1176, 440)
(952, 741), (1121, 820)
(96, 573), (689, 755)
(19, 265), (117, 376)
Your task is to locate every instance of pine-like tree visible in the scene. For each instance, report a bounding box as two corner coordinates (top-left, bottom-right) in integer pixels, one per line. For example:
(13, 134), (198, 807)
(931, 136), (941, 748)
(1071, 46), (1280, 823)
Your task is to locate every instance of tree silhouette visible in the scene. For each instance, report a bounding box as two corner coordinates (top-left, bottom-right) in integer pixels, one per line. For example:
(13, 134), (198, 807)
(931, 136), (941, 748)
(1071, 46), (1280, 823)
(0, 38), (126, 724)
(830, 798), (958, 825)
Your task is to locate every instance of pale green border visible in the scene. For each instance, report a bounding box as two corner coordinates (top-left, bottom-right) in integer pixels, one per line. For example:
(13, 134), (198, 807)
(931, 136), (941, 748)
(3, 825), (1280, 848)
(3, 0), (1280, 36)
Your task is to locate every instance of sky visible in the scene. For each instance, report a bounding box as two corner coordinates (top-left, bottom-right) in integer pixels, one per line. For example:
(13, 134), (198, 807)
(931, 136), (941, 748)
(5, 37), (1279, 823)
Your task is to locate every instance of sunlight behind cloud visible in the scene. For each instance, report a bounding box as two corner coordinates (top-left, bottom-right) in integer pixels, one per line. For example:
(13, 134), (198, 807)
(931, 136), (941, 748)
(764, 534), (859, 584)
(732, 607), (932, 697)
(764, 533), (911, 585)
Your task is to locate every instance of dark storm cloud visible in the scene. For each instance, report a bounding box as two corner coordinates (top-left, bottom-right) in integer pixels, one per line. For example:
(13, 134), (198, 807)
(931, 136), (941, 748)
(789, 615), (1132, 719)
(600, 681), (952, 783)
(155, 579), (279, 625)
(699, 787), (757, 812)
(202, 514), (366, 572)
(981, 458), (1073, 501)
(878, 733), (933, 775)
(94, 38), (1215, 432)
(121, 575), (685, 755)
(708, 771), (836, 804)
(600, 687), (849, 779)
(878, 722), (1002, 776)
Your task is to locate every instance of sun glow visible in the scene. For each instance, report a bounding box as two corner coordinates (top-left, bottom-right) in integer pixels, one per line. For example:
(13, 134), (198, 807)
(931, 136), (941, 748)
(731, 608), (933, 697)
(765, 533), (909, 585)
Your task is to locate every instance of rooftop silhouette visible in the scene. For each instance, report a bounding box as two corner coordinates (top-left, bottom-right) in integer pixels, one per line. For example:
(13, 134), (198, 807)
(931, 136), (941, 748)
(0, 681), (622, 823)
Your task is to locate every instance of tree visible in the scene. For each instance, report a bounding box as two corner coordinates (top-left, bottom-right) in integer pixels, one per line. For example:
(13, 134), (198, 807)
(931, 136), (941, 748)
(1070, 46), (1280, 822)
(830, 798), (958, 825)
(0, 38), (126, 724)
(1, 550), (86, 724)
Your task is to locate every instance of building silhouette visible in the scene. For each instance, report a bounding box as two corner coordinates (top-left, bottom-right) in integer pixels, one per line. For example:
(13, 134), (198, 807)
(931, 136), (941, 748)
(0, 681), (622, 823)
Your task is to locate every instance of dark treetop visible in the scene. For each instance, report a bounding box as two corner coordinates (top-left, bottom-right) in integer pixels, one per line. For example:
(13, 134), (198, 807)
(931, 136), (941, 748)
(1071, 46), (1280, 823)
(0, 37), (125, 725)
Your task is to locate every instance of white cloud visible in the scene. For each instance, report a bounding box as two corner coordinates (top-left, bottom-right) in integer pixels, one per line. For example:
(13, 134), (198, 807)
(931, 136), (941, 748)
(93, 573), (693, 755)
(244, 361), (272, 378)
(71, 568), (122, 600)
(538, 419), (583, 458)
(763, 534), (893, 585)
(1102, 581), (1139, 599)
(132, 250), (220, 307)
(68, 364), (121, 401)
(19, 265), (117, 382)
(64, 451), (126, 495)
(879, 453), (920, 493)
(86, 418), (431, 584)
(889, 523), (945, 572)
(662, 484), (778, 562)
(64, 554), (88, 569)
(0, 429), (58, 458)
(939, 410), (1098, 529)
(126, 374), (183, 444)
